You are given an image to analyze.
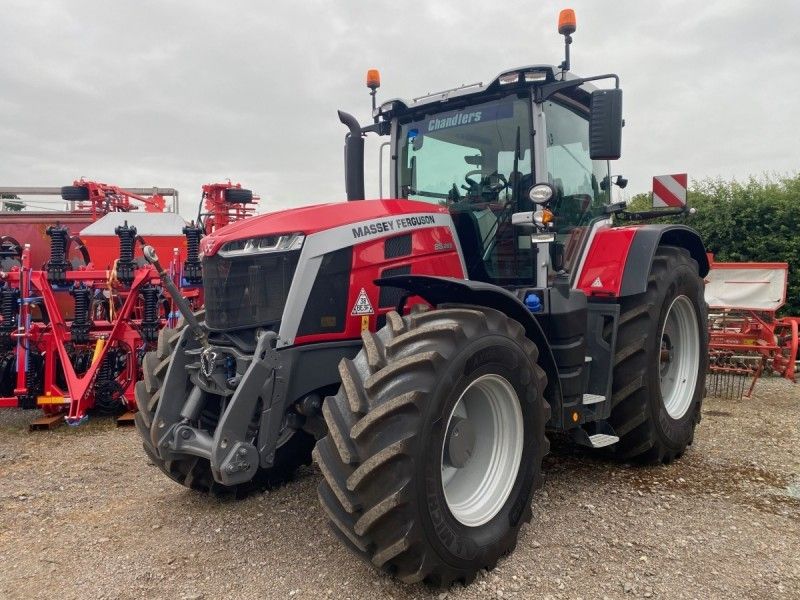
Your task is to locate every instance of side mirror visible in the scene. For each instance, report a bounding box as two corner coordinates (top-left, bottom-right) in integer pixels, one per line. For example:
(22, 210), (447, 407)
(589, 88), (623, 160)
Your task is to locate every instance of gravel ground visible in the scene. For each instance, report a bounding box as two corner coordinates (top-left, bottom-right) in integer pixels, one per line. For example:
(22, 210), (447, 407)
(0, 378), (797, 600)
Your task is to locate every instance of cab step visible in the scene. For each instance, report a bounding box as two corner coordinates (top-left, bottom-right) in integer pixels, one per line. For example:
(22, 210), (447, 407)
(587, 433), (619, 448)
(570, 420), (619, 448)
(582, 393), (605, 405)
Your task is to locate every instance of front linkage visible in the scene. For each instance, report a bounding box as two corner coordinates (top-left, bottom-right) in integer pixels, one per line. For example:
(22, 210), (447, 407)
(141, 246), (296, 487)
(150, 327), (289, 485)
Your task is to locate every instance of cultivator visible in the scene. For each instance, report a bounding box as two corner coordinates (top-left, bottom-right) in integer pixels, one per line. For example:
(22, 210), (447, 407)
(0, 180), (258, 423)
(705, 258), (798, 399)
(0, 224), (193, 422)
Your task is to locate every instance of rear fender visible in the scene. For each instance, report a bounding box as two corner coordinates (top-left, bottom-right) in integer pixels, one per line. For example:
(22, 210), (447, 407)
(576, 224), (708, 297)
(375, 274), (562, 418)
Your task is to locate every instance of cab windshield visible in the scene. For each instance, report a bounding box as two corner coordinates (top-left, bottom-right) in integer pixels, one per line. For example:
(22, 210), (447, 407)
(398, 96), (534, 284)
(398, 96), (532, 205)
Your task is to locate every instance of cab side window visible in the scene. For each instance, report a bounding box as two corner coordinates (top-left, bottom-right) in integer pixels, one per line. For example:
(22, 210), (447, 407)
(543, 99), (607, 231)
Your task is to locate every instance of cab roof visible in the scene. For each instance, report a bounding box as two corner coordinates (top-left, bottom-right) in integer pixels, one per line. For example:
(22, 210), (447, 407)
(378, 65), (599, 120)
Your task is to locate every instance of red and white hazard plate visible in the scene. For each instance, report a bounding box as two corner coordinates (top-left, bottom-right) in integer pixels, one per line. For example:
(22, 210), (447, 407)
(652, 173), (688, 208)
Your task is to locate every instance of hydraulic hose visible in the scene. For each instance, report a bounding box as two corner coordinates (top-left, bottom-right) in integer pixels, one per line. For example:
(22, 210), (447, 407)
(142, 245), (207, 348)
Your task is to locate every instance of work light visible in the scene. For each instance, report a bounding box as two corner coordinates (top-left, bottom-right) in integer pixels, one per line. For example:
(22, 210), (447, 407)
(528, 183), (555, 205)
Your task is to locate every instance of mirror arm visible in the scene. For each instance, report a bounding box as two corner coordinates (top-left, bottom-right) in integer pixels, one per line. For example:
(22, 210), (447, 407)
(535, 73), (619, 102)
(613, 206), (694, 221)
(360, 121), (390, 136)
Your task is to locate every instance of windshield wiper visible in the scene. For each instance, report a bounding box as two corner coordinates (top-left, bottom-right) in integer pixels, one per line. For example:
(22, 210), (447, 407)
(412, 190), (450, 200)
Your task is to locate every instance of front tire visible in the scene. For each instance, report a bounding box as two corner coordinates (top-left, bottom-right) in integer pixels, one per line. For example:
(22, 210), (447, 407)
(606, 245), (708, 462)
(314, 306), (549, 586)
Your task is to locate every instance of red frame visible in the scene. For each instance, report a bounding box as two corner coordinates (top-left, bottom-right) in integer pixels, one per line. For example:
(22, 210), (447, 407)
(0, 180), (260, 421)
(706, 257), (797, 384)
(199, 182), (259, 234)
(70, 179), (168, 219)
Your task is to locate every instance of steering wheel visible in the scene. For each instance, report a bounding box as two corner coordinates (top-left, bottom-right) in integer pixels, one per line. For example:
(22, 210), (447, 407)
(461, 171), (508, 201)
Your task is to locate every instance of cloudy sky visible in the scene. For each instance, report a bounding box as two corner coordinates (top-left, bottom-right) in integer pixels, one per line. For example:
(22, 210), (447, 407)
(1, 0), (798, 216)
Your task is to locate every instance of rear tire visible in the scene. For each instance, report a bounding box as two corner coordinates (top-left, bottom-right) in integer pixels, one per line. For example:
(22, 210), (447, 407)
(314, 306), (549, 586)
(605, 245), (708, 463)
(134, 316), (315, 498)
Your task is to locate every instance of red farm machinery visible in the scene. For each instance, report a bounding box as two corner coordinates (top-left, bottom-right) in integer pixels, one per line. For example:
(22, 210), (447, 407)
(705, 256), (798, 399)
(134, 11), (712, 587)
(0, 179), (258, 425)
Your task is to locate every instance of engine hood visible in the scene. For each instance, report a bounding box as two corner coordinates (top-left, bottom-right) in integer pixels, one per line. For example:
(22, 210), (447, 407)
(200, 198), (447, 257)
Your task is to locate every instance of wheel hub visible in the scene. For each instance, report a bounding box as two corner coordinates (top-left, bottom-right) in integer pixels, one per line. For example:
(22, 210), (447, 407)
(440, 373), (524, 527)
(660, 335), (674, 377)
(444, 417), (476, 469)
(659, 295), (700, 420)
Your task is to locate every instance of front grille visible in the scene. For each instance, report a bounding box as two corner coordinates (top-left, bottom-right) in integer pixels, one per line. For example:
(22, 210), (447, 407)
(203, 250), (300, 331)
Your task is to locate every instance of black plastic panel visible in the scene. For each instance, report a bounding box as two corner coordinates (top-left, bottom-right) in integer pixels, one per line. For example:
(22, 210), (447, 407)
(297, 247), (353, 336)
(583, 301), (619, 421)
(536, 285), (588, 428)
(379, 265), (412, 308)
(384, 234), (412, 259)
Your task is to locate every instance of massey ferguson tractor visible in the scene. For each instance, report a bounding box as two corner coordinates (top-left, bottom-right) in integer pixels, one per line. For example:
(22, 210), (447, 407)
(135, 10), (708, 587)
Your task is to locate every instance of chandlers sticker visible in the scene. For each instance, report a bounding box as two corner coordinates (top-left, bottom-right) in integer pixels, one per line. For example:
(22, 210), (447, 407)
(351, 214), (436, 240)
(422, 100), (514, 134)
(351, 288), (375, 316)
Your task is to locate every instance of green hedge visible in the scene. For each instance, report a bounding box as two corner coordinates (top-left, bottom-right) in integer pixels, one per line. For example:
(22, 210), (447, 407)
(626, 175), (800, 315)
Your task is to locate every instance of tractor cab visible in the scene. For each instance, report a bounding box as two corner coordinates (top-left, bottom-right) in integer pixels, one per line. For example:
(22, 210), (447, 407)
(340, 12), (623, 291)
(393, 70), (613, 286)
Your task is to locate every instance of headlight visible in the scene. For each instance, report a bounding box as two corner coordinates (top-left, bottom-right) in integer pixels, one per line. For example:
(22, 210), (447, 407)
(524, 70), (548, 82)
(498, 72), (520, 85)
(218, 232), (305, 257)
(528, 183), (555, 205)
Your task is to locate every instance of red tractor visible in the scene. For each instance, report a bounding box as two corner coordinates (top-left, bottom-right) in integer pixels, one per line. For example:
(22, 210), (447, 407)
(136, 11), (708, 586)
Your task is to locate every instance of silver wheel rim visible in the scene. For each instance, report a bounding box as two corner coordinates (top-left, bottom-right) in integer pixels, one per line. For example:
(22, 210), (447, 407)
(659, 295), (700, 419)
(441, 374), (523, 527)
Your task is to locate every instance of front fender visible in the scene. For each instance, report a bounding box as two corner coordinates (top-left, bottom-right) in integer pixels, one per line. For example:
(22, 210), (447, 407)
(576, 224), (709, 297)
(374, 274), (562, 409)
